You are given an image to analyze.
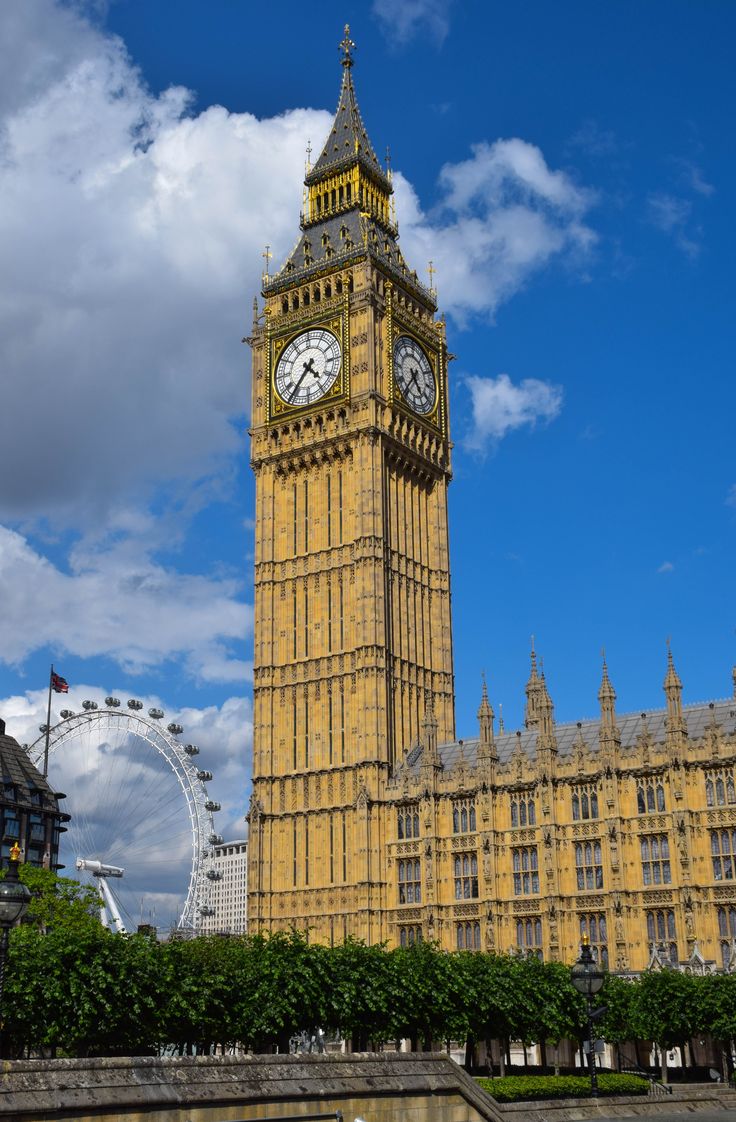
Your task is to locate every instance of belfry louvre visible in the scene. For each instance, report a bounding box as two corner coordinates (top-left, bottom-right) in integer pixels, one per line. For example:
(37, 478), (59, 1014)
(246, 27), (736, 973)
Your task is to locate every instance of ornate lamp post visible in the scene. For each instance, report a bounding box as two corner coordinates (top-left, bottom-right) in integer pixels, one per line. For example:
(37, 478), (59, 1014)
(0, 844), (32, 1056)
(571, 933), (605, 1098)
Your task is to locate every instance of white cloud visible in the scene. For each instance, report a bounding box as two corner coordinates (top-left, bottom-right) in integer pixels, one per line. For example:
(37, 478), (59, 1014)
(0, 686), (251, 927)
(372, 0), (452, 45)
(647, 192), (701, 258)
(726, 485), (736, 508)
(464, 372), (563, 452)
(657, 561), (675, 574)
(0, 524), (250, 681)
(395, 139), (597, 321)
(0, 0), (331, 526)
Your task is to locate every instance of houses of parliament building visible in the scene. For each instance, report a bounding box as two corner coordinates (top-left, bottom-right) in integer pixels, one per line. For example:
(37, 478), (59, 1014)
(246, 28), (736, 975)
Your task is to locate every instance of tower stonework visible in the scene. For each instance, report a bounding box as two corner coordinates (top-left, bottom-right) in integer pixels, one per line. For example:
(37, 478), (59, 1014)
(247, 29), (455, 943)
(247, 30), (736, 975)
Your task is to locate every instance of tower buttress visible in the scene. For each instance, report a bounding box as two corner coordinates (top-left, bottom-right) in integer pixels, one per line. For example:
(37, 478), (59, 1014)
(536, 663), (558, 770)
(524, 639), (542, 729)
(477, 676), (498, 780)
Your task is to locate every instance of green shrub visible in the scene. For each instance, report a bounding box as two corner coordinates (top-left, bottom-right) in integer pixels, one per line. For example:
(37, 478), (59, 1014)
(476, 1073), (649, 1102)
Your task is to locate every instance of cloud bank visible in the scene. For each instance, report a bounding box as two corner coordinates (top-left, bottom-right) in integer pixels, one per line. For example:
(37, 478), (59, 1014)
(464, 373), (564, 452)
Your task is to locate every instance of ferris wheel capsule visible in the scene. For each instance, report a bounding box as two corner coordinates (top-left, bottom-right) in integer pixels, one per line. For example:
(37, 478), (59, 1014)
(209, 833), (223, 845)
(205, 799), (221, 812)
(184, 744), (200, 756)
(105, 697), (121, 708)
(148, 708), (164, 720)
(82, 700), (98, 710)
(167, 722), (183, 736)
(197, 770), (213, 782)
(206, 868), (222, 881)
(60, 709), (74, 719)
(127, 699), (143, 710)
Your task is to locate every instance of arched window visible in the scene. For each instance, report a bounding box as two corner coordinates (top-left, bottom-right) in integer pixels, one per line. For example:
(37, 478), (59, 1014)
(519, 800), (527, 827)
(728, 777), (736, 805)
(581, 792), (589, 819)
(397, 813), (404, 839)
(469, 807), (476, 831)
(637, 786), (646, 814)
(461, 807), (468, 832)
(656, 784), (666, 811)
(528, 799), (536, 825)
(511, 801), (518, 827)
(572, 792), (580, 820)
(706, 778), (715, 806)
(591, 792), (599, 817)
(647, 785), (655, 812)
(717, 778), (726, 805)
(453, 807), (460, 832)
(413, 812), (420, 837)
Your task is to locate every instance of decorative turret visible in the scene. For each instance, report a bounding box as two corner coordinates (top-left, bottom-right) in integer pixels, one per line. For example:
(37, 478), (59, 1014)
(598, 653), (621, 758)
(663, 643), (687, 749)
(477, 677), (496, 753)
(477, 676), (498, 781)
(419, 696), (442, 788)
(524, 639), (542, 729)
(535, 663), (558, 768)
(732, 664), (736, 700)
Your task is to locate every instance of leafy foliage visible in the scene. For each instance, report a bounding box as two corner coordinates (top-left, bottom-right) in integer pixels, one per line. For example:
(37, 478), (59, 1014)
(476, 1073), (649, 1102)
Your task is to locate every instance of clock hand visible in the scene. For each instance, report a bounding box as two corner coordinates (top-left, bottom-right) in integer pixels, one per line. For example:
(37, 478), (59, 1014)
(293, 356), (317, 395)
(408, 365), (421, 392)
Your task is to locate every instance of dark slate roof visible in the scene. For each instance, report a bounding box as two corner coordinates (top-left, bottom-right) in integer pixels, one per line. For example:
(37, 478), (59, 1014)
(307, 64), (390, 191)
(265, 209), (435, 309)
(0, 722), (61, 809)
(399, 699), (736, 775)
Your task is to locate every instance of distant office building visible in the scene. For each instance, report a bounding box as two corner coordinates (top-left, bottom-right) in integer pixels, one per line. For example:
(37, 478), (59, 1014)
(200, 839), (248, 935)
(0, 718), (69, 870)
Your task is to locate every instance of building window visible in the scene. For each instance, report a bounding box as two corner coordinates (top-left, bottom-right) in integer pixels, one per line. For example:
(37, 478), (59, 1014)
(516, 917), (543, 958)
(579, 914), (608, 967)
(456, 921), (481, 950)
(398, 858), (421, 904)
(646, 909), (677, 964)
(399, 925), (423, 947)
(706, 772), (736, 808)
(711, 830), (736, 881)
(454, 853), (479, 899)
(510, 793), (536, 827)
(575, 841), (603, 890)
(512, 847), (539, 895)
(452, 800), (476, 834)
(718, 907), (736, 966)
(636, 780), (666, 814)
(398, 805), (420, 839)
(572, 786), (599, 821)
(641, 834), (671, 885)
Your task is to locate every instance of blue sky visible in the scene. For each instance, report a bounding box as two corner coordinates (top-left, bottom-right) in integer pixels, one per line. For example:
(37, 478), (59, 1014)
(1, 0), (734, 912)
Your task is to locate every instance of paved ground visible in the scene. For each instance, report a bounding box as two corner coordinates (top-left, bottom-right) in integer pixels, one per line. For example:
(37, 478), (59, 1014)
(591, 1114), (736, 1121)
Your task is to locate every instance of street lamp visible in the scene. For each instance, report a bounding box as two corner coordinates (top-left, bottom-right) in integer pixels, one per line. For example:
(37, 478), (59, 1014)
(571, 933), (605, 1098)
(0, 843), (32, 1057)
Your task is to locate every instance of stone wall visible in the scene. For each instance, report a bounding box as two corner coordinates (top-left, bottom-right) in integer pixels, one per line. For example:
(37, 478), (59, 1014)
(0, 1052), (503, 1122)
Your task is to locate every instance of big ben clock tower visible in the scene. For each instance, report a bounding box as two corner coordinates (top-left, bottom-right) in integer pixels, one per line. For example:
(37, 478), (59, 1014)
(247, 27), (455, 944)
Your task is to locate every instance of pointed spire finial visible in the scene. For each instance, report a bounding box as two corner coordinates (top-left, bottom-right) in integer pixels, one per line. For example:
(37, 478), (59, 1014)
(498, 702), (504, 733)
(340, 24), (356, 68)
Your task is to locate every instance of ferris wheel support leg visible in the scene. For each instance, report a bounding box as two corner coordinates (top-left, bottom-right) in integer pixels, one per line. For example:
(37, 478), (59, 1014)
(98, 876), (126, 935)
(98, 882), (109, 929)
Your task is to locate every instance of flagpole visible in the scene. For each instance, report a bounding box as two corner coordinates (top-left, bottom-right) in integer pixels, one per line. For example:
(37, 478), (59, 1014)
(43, 664), (53, 779)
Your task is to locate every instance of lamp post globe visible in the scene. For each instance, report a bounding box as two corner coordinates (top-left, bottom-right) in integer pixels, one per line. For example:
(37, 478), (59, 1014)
(571, 934), (605, 1098)
(0, 843), (32, 1057)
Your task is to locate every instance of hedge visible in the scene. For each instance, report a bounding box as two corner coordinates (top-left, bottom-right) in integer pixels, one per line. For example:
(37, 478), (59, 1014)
(476, 1073), (650, 1102)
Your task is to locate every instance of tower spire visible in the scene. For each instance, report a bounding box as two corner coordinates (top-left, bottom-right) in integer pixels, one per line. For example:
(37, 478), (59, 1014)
(598, 650), (621, 758)
(339, 23), (355, 67)
(477, 674), (497, 764)
(524, 637), (542, 729)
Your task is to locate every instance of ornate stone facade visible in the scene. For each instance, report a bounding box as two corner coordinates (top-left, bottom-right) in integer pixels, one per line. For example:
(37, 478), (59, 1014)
(246, 29), (736, 973)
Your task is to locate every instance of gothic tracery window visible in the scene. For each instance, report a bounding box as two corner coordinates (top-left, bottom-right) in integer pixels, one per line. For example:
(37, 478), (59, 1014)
(516, 917), (543, 958)
(711, 830), (736, 882)
(572, 785), (599, 821)
(641, 834), (671, 885)
(646, 908), (677, 964)
(398, 858), (421, 904)
(579, 914), (608, 966)
(399, 925), (422, 947)
(456, 922), (481, 950)
(452, 799), (476, 834)
(706, 771), (736, 808)
(637, 780), (666, 814)
(510, 793), (536, 828)
(454, 853), (479, 899)
(575, 841), (603, 890)
(512, 847), (539, 895)
(397, 805), (420, 840)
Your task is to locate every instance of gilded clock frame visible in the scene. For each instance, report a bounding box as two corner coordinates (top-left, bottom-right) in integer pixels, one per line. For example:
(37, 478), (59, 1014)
(267, 306), (349, 422)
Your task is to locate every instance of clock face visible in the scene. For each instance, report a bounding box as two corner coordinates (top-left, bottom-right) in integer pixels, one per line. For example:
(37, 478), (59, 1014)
(274, 328), (342, 408)
(393, 335), (436, 416)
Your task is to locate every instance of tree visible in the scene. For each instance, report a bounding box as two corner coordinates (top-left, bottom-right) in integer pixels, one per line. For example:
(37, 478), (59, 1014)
(388, 941), (464, 1051)
(696, 972), (736, 1081)
(5, 866), (100, 933)
(324, 937), (393, 1050)
(633, 969), (698, 1083)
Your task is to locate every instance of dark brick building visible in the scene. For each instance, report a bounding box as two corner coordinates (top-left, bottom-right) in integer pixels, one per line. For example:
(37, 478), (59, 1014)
(0, 718), (69, 869)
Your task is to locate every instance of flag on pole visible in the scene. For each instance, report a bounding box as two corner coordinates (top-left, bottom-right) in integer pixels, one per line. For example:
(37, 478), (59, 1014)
(51, 672), (69, 694)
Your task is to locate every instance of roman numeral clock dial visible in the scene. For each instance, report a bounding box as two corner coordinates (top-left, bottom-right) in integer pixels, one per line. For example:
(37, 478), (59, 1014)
(274, 328), (342, 408)
(393, 335), (436, 416)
